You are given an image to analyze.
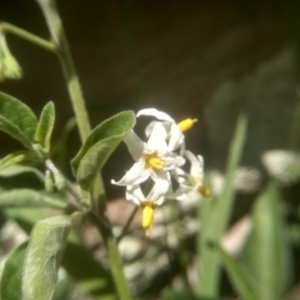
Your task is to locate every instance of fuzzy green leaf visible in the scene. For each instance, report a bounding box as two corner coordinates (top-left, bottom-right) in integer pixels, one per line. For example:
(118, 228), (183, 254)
(0, 241), (28, 300)
(0, 164), (45, 190)
(22, 215), (71, 300)
(71, 110), (136, 190)
(242, 182), (291, 300)
(0, 188), (67, 209)
(0, 151), (37, 171)
(35, 101), (55, 153)
(0, 91), (38, 148)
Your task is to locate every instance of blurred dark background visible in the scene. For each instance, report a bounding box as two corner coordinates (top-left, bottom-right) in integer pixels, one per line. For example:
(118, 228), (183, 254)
(0, 0), (297, 199)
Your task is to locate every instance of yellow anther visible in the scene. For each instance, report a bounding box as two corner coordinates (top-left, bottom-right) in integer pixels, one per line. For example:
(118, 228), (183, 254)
(142, 204), (154, 231)
(144, 153), (165, 169)
(177, 118), (198, 132)
(199, 185), (210, 197)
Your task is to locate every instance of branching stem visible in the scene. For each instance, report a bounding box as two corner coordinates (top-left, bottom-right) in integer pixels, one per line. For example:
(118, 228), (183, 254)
(0, 22), (56, 52)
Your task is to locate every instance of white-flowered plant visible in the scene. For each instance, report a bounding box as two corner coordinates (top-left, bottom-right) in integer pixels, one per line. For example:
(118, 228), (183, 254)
(112, 108), (209, 233)
(112, 122), (185, 187)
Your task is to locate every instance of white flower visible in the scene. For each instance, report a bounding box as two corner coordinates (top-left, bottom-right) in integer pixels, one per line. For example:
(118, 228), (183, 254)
(137, 108), (197, 152)
(171, 150), (210, 201)
(111, 122), (185, 187)
(126, 178), (170, 232)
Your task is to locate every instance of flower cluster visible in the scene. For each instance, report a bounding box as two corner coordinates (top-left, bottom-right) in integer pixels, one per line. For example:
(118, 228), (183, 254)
(112, 108), (209, 234)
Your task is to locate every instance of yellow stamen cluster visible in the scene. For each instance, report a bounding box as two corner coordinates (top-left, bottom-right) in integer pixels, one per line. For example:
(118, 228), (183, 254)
(142, 203), (157, 235)
(144, 153), (165, 169)
(177, 118), (198, 132)
(199, 185), (210, 197)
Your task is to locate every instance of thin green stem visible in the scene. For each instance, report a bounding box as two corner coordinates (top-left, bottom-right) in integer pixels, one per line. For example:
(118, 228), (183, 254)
(169, 200), (192, 291)
(0, 22), (56, 52)
(36, 1), (132, 298)
(36, 0), (106, 199)
(117, 205), (139, 243)
(89, 212), (132, 300)
(36, 0), (91, 143)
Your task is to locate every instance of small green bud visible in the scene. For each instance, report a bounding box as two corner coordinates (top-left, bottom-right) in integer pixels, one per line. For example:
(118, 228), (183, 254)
(53, 172), (66, 191)
(45, 170), (55, 192)
(0, 32), (22, 81)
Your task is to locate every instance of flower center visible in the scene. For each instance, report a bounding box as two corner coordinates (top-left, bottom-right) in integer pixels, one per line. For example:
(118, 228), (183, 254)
(144, 153), (165, 169)
(177, 118), (198, 132)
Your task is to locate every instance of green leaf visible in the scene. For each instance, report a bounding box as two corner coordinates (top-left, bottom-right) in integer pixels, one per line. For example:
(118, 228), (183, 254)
(22, 215), (72, 300)
(0, 164), (44, 180)
(0, 188), (67, 209)
(161, 287), (223, 300)
(0, 91), (38, 148)
(0, 151), (37, 171)
(35, 101), (55, 153)
(0, 241), (28, 300)
(212, 243), (258, 300)
(61, 241), (115, 299)
(71, 110), (136, 190)
(242, 182), (291, 300)
(197, 115), (248, 297)
(0, 164), (45, 190)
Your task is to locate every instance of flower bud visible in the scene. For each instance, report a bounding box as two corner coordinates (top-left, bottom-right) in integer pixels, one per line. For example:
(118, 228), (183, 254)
(53, 172), (66, 191)
(0, 32), (22, 81)
(45, 170), (55, 192)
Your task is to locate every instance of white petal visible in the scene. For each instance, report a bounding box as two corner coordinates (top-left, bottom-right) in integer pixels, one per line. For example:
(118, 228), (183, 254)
(126, 185), (145, 205)
(111, 160), (150, 186)
(124, 130), (145, 161)
(171, 184), (195, 201)
(185, 150), (203, 177)
(163, 154), (185, 170)
(147, 178), (170, 205)
(147, 122), (168, 153)
(145, 120), (158, 137)
(168, 123), (184, 151)
(151, 168), (170, 183)
(173, 167), (186, 184)
(137, 108), (175, 123)
(145, 121), (172, 138)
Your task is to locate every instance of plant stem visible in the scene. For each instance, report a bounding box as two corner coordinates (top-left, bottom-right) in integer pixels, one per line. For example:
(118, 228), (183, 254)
(36, 0), (91, 143)
(0, 22), (56, 52)
(36, 1), (132, 298)
(169, 200), (192, 291)
(117, 205), (138, 243)
(36, 0), (106, 201)
(90, 212), (132, 300)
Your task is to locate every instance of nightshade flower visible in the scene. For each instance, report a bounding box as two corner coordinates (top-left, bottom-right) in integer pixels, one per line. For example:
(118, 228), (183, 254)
(172, 150), (210, 201)
(137, 108), (197, 152)
(111, 122), (185, 187)
(125, 178), (170, 234)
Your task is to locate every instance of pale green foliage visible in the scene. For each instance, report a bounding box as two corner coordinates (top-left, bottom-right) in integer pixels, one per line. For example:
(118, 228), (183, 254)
(0, 242), (28, 300)
(71, 110), (136, 190)
(0, 91), (38, 149)
(0, 188), (67, 208)
(35, 101), (56, 154)
(22, 216), (71, 300)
